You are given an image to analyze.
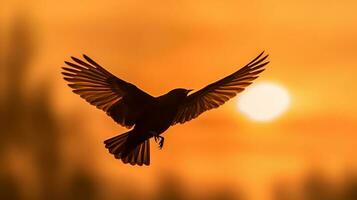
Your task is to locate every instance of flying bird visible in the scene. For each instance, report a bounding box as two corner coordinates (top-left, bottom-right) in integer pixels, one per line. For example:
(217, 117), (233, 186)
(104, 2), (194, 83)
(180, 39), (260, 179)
(62, 51), (269, 166)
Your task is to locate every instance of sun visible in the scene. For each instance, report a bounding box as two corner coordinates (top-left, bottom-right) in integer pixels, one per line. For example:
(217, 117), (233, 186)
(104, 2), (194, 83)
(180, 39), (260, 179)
(237, 82), (290, 122)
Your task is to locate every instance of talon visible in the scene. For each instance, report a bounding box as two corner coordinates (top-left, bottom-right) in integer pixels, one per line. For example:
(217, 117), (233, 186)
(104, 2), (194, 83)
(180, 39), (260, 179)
(158, 136), (164, 149)
(150, 131), (165, 149)
(153, 135), (165, 149)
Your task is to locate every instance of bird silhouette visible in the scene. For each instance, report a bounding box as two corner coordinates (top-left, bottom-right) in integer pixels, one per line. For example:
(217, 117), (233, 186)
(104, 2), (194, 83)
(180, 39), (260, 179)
(62, 51), (269, 166)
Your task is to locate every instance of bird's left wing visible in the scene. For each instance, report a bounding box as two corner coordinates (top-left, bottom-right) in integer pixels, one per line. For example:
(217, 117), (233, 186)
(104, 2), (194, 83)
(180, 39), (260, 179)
(172, 51), (269, 125)
(62, 55), (155, 128)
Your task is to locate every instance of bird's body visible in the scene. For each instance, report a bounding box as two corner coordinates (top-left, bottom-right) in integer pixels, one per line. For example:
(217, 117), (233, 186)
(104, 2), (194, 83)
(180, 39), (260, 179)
(136, 89), (188, 134)
(121, 90), (187, 147)
(62, 52), (269, 166)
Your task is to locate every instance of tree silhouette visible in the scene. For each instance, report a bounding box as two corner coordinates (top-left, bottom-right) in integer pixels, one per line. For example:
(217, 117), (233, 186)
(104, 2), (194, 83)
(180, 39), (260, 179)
(0, 13), (98, 200)
(273, 170), (357, 200)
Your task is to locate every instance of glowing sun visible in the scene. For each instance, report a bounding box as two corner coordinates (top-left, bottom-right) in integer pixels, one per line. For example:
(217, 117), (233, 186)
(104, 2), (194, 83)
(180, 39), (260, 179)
(237, 82), (290, 122)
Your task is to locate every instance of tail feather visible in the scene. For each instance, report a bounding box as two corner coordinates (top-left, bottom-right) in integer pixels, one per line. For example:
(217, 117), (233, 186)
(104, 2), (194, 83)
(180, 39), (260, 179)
(122, 140), (150, 166)
(104, 131), (150, 166)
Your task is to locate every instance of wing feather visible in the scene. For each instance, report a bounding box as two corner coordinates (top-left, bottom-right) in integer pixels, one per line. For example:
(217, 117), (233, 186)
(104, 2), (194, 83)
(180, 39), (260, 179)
(172, 51), (269, 125)
(62, 54), (155, 128)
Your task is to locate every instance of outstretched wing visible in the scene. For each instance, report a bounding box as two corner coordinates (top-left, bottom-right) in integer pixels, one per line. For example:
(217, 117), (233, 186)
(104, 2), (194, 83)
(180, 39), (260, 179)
(172, 51), (269, 125)
(62, 55), (155, 128)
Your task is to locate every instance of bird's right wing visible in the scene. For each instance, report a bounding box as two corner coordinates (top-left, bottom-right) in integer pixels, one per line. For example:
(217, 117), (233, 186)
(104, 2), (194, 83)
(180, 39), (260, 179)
(172, 51), (269, 125)
(62, 55), (155, 128)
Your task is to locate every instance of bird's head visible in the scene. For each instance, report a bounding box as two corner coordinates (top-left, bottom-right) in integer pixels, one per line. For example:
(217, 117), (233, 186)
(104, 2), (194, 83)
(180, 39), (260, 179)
(168, 88), (193, 97)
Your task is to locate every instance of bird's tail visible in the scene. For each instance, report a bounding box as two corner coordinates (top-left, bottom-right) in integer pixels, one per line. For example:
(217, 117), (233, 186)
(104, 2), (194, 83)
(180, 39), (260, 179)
(104, 130), (150, 166)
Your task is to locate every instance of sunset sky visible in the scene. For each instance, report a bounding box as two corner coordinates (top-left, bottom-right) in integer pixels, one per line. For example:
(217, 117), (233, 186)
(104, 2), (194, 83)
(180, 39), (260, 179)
(2, 1), (357, 199)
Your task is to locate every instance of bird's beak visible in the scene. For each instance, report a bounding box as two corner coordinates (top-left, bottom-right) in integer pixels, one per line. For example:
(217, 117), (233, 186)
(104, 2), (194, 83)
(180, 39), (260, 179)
(187, 89), (193, 94)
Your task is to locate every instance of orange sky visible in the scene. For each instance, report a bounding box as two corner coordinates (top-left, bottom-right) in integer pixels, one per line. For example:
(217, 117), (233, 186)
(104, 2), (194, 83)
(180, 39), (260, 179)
(2, 0), (357, 199)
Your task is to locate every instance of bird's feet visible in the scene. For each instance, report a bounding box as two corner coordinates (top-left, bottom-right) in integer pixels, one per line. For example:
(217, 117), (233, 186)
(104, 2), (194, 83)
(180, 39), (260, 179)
(154, 136), (164, 149)
(149, 131), (165, 149)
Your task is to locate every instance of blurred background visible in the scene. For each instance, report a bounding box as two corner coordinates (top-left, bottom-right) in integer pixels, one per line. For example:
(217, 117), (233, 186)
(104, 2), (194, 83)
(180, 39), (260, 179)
(1, 0), (357, 200)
